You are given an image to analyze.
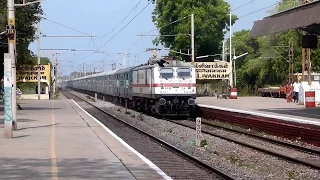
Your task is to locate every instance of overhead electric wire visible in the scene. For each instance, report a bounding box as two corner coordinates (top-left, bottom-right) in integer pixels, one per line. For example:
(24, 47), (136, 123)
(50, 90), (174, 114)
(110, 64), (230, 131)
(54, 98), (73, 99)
(232, 0), (258, 12)
(125, 15), (189, 53)
(97, 0), (143, 40)
(125, 37), (143, 52)
(238, 2), (279, 19)
(81, 1), (152, 62)
(143, 15), (190, 35)
(97, 2), (151, 50)
(42, 17), (93, 36)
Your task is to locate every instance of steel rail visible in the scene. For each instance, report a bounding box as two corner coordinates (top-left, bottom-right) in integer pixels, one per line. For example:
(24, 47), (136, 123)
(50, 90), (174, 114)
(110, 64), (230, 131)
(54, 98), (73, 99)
(62, 89), (236, 180)
(166, 119), (320, 170)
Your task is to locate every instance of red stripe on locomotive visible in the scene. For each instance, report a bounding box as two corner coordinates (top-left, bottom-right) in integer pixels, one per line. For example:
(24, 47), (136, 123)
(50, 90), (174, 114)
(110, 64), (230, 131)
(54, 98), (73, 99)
(131, 83), (196, 88)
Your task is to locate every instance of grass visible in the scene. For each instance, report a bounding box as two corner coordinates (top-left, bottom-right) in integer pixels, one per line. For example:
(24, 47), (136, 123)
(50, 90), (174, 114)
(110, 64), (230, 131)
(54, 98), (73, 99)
(86, 95), (96, 102)
(228, 154), (256, 170)
(200, 139), (208, 147)
(287, 170), (295, 179)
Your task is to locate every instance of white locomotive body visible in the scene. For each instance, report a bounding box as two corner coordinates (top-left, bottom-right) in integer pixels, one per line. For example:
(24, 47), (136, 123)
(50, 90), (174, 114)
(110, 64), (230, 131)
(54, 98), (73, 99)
(66, 58), (197, 116)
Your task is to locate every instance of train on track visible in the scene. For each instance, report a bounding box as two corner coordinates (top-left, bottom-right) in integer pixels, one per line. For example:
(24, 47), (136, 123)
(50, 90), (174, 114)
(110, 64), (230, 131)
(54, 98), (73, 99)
(66, 57), (197, 117)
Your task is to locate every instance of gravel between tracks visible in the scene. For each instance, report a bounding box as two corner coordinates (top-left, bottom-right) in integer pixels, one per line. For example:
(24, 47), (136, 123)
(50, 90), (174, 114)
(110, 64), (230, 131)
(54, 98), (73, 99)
(70, 90), (320, 180)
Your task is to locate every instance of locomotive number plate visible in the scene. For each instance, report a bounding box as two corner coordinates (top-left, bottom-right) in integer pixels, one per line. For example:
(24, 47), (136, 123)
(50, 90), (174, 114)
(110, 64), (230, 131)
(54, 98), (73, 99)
(172, 83), (179, 88)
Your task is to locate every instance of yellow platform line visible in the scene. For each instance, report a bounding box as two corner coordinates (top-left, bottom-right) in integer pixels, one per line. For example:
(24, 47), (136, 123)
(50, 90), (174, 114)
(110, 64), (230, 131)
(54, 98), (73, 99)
(51, 101), (58, 180)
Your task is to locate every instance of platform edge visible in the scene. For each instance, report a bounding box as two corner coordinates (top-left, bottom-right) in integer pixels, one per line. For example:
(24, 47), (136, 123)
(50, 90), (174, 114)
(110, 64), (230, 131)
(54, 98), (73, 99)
(198, 104), (320, 127)
(71, 99), (173, 180)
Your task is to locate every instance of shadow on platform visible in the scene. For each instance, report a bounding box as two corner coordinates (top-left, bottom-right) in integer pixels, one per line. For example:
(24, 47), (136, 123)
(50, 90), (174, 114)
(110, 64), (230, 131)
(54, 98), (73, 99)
(0, 119), (38, 125)
(19, 123), (61, 131)
(0, 106), (61, 111)
(256, 107), (320, 119)
(0, 158), (138, 179)
(13, 135), (30, 139)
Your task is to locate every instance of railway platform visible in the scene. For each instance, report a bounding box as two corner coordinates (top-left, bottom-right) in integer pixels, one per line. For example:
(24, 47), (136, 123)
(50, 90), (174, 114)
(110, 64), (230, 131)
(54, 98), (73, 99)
(196, 96), (320, 126)
(0, 97), (168, 179)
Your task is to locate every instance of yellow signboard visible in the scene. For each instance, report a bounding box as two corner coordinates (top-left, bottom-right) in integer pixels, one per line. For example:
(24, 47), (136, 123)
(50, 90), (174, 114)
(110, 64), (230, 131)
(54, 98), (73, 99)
(17, 64), (51, 84)
(195, 62), (230, 79)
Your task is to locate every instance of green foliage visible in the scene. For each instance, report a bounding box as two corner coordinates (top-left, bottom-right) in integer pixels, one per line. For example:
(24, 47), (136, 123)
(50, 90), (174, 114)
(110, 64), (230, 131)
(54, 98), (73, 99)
(200, 139), (208, 147)
(229, 0), (320, 95)
(0, 0), (43, 77)
(151, 0), (237, 60)
(17, 82), (37, 94)
(268, 0), (305, 15)
(40, 57), (52, 65)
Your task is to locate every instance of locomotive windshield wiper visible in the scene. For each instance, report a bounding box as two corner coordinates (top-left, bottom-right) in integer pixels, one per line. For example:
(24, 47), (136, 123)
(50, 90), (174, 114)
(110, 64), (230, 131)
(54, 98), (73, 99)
(178, 75), (185, 80)
(161, 75), (168, 80)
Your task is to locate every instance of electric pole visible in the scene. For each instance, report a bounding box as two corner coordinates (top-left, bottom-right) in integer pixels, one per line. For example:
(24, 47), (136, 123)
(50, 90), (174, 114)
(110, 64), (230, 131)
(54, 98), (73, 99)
(191, 13), (195, 65)
(229, 11), (233, 88)
(83, 62), (85, 77)
(101, 59), (105, 72)
(7, 0), (17, 131)
(222, 41), (225, 61)
(37, 22), (41, 100)
(4, 53), (13, 138)
(233, 47), (236, 87)
(53, 54), (57, 94)
(122, 52), (126, 68)
(120, 52), (130, 68)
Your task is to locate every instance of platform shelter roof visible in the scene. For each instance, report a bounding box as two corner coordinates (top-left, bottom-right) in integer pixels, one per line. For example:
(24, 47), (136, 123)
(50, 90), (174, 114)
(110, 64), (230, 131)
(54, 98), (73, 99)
(250, 1), (320, 38)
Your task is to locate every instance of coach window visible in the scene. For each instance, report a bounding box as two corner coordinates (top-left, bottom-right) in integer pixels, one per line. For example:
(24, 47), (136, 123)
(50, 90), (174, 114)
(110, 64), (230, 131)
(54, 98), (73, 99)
(160, 68), (173, 79)
(177, 68), (191, 79)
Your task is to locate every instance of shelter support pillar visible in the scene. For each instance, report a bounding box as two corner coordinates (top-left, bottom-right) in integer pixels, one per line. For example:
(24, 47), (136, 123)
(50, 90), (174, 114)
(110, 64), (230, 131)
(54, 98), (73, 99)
(302, 48), (312, 85)
(288, 40), (294, 85)
(301, 0), (312, 85)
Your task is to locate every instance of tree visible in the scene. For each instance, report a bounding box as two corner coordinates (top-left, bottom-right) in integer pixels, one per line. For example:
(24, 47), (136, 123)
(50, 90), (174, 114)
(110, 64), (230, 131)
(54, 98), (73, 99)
(268, 0), (302, 15)
(151, 0), (237, 60)
(0, 0), (43, 77)
(228, 0), (320, 96)
(40, 57), (52, 65)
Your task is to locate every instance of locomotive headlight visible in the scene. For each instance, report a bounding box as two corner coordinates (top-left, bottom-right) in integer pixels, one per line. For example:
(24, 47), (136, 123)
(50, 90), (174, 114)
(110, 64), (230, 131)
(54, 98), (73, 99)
(188, 98), (195, 105)
(188, 83), (191, 89)
(159, 98), (166, 105)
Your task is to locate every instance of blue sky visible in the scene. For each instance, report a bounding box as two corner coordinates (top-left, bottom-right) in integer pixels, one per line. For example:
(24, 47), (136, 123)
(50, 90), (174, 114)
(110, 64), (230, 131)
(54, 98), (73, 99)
(28, 0), (279, 76)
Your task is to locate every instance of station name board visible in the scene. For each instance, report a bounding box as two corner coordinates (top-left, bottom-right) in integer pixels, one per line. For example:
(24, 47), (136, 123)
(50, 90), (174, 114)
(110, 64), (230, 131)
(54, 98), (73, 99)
(195, 62), (230, 80)
(16, 64), (51, 83)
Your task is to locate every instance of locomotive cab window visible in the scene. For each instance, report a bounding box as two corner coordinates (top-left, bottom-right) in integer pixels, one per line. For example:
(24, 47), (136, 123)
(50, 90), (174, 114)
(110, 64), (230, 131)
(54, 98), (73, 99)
(177, 68), (191, 79)
(160, 68), (173, 79)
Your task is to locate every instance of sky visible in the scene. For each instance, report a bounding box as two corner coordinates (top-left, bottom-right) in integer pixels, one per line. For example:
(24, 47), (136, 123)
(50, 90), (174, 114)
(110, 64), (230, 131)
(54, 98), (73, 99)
(28, 0), (279, 76)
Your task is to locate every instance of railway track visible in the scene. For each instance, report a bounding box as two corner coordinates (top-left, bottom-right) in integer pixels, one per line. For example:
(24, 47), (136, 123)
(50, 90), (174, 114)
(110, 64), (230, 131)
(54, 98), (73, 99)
(199, 120), (320, 155)
(167, 119), (320, 170)
(62, 89), (235, 180)
(199, 106), (320, 147)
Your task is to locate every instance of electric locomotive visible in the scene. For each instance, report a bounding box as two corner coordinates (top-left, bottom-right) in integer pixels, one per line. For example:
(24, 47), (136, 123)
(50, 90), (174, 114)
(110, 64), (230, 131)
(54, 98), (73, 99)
(66, 56), (197, 117)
